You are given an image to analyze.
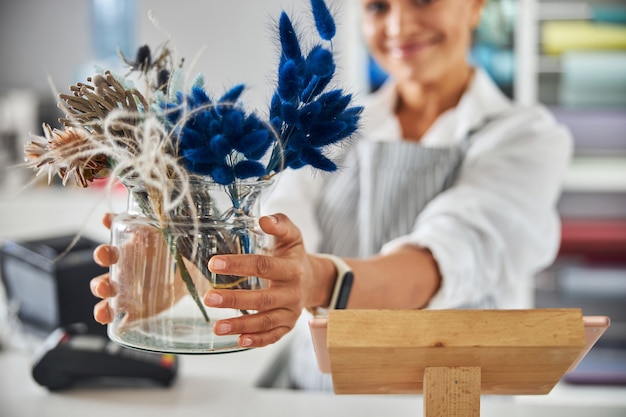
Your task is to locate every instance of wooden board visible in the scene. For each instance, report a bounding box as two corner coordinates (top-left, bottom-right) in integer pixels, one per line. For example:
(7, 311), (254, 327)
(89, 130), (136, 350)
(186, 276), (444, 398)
(327, 309), (585, 395)
(424, 367), (481, 417)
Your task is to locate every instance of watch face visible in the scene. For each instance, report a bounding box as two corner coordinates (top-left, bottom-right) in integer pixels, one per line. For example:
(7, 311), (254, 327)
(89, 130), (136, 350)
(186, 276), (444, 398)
(334, 271), (353, 310)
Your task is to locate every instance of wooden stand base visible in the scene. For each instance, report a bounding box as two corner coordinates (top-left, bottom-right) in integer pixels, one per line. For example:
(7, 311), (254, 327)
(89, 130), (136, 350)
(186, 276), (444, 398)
(322, 309), (601, 417)
(424, 367), (480, 417)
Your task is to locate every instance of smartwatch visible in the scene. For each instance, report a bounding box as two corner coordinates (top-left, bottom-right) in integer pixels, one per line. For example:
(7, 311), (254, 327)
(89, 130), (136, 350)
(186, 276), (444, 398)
(308, 254), (353, 316)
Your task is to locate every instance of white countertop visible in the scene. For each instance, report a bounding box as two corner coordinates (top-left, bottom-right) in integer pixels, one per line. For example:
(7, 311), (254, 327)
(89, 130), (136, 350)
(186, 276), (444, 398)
(1, 185), (626, 417)
(0, 183), (128, 243)
(1, 336), (626, 417)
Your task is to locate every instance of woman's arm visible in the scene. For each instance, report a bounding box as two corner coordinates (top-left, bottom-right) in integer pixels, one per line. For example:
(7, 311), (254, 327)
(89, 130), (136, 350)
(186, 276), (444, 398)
(203, 214), (442, 348)
(384, 106), (573, 309)
(343, 247), (441, 310)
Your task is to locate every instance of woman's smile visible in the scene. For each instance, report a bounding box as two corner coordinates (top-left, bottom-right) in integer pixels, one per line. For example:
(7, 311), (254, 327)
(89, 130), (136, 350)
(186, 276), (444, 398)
(387, 37), (438, 60)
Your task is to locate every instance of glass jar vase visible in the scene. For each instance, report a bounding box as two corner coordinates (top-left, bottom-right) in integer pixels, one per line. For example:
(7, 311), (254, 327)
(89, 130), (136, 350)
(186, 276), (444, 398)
(107, 177), (273, 354)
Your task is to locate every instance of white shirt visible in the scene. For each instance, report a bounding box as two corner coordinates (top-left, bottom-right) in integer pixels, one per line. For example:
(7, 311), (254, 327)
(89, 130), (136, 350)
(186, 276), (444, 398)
(262, 68), (573, 309)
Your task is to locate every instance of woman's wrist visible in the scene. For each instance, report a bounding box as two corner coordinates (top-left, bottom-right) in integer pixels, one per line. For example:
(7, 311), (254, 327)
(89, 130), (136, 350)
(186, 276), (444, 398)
(306, 254), (339, 310)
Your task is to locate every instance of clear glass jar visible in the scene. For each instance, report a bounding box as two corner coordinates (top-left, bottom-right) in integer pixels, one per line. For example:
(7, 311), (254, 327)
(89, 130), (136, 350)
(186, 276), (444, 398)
(108, 178), (273, 354)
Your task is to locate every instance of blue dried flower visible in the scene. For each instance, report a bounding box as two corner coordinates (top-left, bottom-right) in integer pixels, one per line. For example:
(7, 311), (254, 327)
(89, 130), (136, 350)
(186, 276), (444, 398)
(160, 0), (361, 184)
(307, 45), (335, 78)
(263, 0), (362, 175)
(164, 84), (274, 185)
(278, 12), (303, 63)
(310, 0), (336, 41)
(277, 59), (301, 103)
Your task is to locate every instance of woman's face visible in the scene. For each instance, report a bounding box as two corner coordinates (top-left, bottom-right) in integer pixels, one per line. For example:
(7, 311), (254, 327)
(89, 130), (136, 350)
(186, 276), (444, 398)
(360, 0), (484, 87)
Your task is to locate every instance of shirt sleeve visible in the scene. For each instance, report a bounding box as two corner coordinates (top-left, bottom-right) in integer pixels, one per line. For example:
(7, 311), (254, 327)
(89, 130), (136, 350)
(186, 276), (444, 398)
(260, 166), (325, 253)
(381, 106), (574, 309)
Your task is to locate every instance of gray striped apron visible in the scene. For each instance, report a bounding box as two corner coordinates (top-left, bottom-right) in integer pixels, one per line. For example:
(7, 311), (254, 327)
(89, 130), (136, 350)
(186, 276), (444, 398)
(316, 139), (464, 258)
(289, 138), (475, 392)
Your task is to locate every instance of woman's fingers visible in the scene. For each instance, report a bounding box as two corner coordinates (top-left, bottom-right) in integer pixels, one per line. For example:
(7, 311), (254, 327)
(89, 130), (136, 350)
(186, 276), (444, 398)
(213, 308), (295, 348)
(90, 273), (113, 298)
(203, 213), (310, 348)
(204, 286), (298, 311)
(93, 299), (112, 324)
(208, 253), (303, 282)
(213, 308), (295, 335)
(93, 244), (119, 267)
(208, 213), (307, 281)
(238, 325), (292, 348)
(259, 213), (304, 251)
(102, 212), (115, 230)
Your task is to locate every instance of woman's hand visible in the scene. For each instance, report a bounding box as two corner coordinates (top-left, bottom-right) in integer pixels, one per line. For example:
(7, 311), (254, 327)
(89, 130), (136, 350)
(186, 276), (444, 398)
(90, 245), (120, 325)
(90, 213), (189, 325)
(204, 213), (326, 349)
(91, 212), (329, 348)
(91, 213), (117, 324)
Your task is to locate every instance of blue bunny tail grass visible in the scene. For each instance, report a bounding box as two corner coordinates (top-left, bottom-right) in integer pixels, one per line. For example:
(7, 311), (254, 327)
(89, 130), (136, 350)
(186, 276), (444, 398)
(184, 160), (212, 177)
(308, 121), (347, 147)
(337, 115), (360, 136)
(236, 130), (274, 160)
(233, 160), (266, 179)
(300, 74), (332, 102)
(279, 12), (302, 62)
(270, 92), (282, 121)
(280, 101), (299, 126)
(183, 147), (217, 165)
(164, 83), (281, 182)
(310, 0), (336, 41)
(216, 84), (246, 116)
(296, 101), (322, 131)
(219, 84), (245, 105)
(191, 85), (212, 106)
(222, 110), (245, 139)
(316, 90), (350, 118)
(179, 126), (207, 149)
(283, 152), (306, 170)
(285, 131), (309, 152)
(277, 59), (301, 102)
(340, 106), (364, 119)
(211, 165), (236, 185)
(264, 0), (362, 176)
(209, 134), (231, 160)
(306, 45), (335, 78)
(299, 146), (336, 172)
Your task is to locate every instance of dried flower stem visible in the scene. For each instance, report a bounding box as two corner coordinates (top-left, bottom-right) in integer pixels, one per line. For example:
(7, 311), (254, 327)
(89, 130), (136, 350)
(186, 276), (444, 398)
(173, 248), (210, 322)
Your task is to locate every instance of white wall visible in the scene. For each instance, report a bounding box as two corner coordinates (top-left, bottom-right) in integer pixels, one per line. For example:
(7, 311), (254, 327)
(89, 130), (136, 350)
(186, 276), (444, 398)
(0, 0), (91, 96)
(0, 0), (366, 191)
(135, 0), (298, 110)
(0, 0), (365, 111)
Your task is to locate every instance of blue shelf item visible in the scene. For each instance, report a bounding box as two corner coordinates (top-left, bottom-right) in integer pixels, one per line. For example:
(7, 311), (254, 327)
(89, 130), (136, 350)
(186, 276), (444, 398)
(560, 51), (626, 108)
(91, 0), (136, 60)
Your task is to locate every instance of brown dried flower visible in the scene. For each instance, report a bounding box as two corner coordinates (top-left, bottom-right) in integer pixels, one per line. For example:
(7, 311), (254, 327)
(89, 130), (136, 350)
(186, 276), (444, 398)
(58, 70), (149, 156)
(25, 125), (109, 187)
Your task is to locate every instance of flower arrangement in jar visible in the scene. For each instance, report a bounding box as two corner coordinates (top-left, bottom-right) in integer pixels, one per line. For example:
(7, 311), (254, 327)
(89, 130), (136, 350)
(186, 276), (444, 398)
(23, 0), (361, 354)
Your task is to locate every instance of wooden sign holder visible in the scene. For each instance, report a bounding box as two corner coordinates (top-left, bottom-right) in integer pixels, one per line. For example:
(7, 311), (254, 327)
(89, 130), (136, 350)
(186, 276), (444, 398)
(325, 309), (593, 417)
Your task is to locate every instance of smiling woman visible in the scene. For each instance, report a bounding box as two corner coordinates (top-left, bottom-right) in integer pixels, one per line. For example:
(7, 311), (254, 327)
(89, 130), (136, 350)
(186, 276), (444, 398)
(257, 0), (573, 391)
(360, 0), (485, 140)
(84, 0), (573, 392)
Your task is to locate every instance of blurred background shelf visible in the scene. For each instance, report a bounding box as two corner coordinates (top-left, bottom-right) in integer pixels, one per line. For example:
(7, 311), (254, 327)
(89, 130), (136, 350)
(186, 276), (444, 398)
(563, 157), (626, 192)
(514, 0), (626, 387)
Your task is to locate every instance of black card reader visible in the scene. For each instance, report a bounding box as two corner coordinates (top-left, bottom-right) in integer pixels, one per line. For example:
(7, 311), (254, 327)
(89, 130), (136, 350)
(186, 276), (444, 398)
(32, 325), (178, 390)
